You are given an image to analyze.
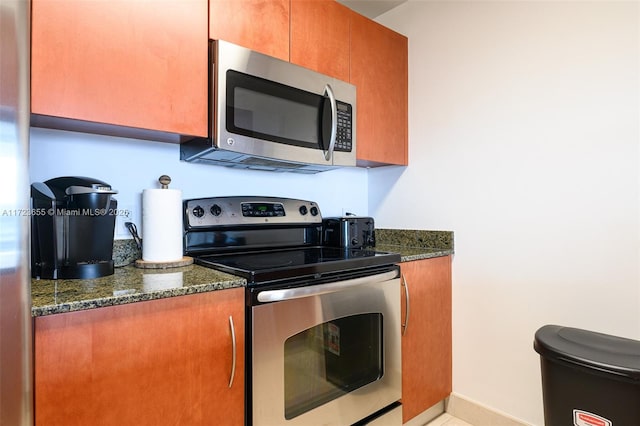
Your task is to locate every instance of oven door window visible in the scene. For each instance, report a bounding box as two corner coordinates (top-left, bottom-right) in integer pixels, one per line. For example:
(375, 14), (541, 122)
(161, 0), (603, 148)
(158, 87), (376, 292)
(226, 70), (331, 150)
(284, 313), (383, 420)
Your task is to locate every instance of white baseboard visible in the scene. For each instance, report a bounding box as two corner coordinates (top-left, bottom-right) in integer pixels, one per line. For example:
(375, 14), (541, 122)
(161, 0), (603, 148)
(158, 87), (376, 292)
(403, 400), (446, 426)
(445, 393), (532, 426)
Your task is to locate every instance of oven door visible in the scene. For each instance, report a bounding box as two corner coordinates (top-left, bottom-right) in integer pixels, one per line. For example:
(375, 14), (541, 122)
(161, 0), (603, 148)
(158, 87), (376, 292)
(251, 269), (401, 426)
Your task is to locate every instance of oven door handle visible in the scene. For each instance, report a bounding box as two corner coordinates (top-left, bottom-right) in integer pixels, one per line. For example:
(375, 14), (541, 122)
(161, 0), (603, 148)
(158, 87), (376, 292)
(256, 269), (399, 303)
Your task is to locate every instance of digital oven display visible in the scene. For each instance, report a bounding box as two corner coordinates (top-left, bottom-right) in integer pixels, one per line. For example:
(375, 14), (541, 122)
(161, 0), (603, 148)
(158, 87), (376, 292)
(241, 202), (286, 217)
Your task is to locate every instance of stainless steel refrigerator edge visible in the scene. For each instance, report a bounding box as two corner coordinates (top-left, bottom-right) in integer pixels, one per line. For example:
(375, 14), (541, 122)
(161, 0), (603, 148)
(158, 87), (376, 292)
(0, 0), (33, 424)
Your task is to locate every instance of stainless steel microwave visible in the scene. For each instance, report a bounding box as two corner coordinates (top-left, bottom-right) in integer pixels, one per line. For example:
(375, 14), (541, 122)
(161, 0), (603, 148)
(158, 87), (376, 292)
(180, 40), (357, 173)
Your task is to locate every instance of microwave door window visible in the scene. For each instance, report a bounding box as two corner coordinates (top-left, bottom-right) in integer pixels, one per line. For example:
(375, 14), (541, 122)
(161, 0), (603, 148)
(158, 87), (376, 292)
(226, 70), (323, 149)
(233, 88), (319, 145)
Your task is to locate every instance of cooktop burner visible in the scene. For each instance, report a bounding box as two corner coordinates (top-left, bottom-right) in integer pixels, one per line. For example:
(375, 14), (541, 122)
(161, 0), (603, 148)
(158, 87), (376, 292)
(183, 196), (401, 286)
(194, 246), (400, 286)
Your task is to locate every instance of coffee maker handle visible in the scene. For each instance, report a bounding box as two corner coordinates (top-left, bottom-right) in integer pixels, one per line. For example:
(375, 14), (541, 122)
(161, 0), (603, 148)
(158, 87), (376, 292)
(65, 186), (118, 195)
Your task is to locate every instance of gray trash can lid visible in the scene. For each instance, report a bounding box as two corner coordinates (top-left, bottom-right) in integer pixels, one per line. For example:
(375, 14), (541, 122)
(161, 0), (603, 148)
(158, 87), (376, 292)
(534, 324), (640, 383)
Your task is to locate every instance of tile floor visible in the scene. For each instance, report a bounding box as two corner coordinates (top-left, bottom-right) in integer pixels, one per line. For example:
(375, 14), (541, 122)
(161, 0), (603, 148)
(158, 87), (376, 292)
(426, 413), (474, 426)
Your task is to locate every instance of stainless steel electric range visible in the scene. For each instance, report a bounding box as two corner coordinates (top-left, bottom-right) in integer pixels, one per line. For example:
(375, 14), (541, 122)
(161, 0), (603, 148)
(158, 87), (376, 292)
(183, 196), (403, 426)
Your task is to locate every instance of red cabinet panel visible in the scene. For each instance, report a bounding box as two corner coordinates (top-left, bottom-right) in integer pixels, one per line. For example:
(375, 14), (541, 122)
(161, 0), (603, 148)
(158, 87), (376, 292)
(31, 0), (208, 138)
(35, 289), (245, 426)
(401, 256), (452, 422)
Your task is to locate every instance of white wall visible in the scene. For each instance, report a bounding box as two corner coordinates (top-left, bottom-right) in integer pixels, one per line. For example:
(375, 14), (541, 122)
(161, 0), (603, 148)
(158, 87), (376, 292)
(29, 128), (369, 238)
(374, 1), (639, 424)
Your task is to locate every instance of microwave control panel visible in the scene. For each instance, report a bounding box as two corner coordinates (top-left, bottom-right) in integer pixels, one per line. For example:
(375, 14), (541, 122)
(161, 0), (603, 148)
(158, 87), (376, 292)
(335, 101), (353, 152)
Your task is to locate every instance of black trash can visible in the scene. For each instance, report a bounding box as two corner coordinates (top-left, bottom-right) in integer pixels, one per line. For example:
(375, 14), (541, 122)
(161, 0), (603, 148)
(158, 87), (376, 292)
(534, 325), (640, 426)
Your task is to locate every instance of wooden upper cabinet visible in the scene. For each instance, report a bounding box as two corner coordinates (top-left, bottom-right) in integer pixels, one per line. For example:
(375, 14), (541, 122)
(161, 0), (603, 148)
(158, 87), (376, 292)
(210, 0), (290, 62)
(400, 256), (452, 423)
(34, 288), (245, 426)
(31, 0), (209, 139)
(290, 0), (351, 81)
(350, 13), (408, 167)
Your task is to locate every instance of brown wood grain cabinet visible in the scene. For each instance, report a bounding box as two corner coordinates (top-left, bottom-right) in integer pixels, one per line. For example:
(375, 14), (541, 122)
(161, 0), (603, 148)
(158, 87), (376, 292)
(31, 0), (408, 165)
(350, 13), (408, 167)
(211, 0), (350, 80)
(400, 256), (452, 423)
(31, 0), (209, 139)
(290, 0), (351, 81)
(34, 288), (245, 426)
(210, 0), (290, 61)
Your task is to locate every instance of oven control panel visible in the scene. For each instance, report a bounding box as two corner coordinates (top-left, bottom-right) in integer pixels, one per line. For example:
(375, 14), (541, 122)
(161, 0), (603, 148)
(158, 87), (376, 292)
(184, 196), (322, 228)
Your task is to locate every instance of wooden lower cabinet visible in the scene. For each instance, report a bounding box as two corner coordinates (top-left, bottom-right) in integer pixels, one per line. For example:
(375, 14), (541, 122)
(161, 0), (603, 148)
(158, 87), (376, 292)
(34, 288), (245, 426)
(400, 256), (452, 423)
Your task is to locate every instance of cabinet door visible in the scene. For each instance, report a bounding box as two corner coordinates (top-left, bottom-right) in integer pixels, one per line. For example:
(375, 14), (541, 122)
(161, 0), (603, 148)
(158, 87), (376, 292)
(350, 13), (408, 167)
(31, 0), (208, 138)
(210, 0), (290, 62)
(290, 0), (350, 81)
(400, 256), (452, 423)
(34, 288), (245, 426)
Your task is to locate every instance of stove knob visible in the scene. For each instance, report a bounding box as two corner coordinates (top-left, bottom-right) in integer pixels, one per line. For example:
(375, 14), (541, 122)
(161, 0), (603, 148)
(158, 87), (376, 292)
(310, 206), (319, 216)
(210, 204), (222, 216)
(299, 205), (308, 215)
(192, 205), (205, 218)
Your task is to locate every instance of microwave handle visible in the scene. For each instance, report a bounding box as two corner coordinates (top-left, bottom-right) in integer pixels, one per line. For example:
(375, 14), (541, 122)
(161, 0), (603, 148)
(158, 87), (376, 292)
(323, 84), (337, 161)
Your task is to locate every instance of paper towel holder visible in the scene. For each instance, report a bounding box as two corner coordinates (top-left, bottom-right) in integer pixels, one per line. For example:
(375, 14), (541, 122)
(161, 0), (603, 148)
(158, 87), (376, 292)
(134, 174), (193, 270)
(159, 175), (171, 189)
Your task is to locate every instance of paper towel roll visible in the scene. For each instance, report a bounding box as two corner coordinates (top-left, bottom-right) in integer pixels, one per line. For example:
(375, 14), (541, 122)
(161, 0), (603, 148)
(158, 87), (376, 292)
(142, 188), (183, 262)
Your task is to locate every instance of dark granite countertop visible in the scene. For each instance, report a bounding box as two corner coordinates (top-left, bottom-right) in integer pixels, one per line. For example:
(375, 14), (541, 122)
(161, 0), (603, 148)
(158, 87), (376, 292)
(31, 264), (245, 317)
(31, 229), (453, 317)
(376, 244), (454, 262)
(375, 229), (454, 262)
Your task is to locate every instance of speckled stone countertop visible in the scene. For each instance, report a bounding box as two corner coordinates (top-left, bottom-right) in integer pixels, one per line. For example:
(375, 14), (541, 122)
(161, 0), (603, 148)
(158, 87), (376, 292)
(375, 229), (454, 262)
(31, 230), (453, 317)
(31, 264), (245, 317)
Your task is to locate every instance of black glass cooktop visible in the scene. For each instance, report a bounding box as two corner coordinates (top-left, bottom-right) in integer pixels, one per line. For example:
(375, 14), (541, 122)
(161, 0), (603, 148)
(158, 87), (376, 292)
(194, 246), (401, 286)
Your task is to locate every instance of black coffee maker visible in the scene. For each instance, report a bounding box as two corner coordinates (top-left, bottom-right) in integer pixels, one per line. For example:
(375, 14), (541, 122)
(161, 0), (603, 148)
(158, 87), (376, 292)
(31, 176), (118, 279)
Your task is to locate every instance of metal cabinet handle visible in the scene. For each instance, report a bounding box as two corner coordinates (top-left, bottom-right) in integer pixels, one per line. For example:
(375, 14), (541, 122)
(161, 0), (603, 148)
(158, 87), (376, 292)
(228, 315), (236, 388)
(323, 83), (337, 162)
(401, 273), (410, 336)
